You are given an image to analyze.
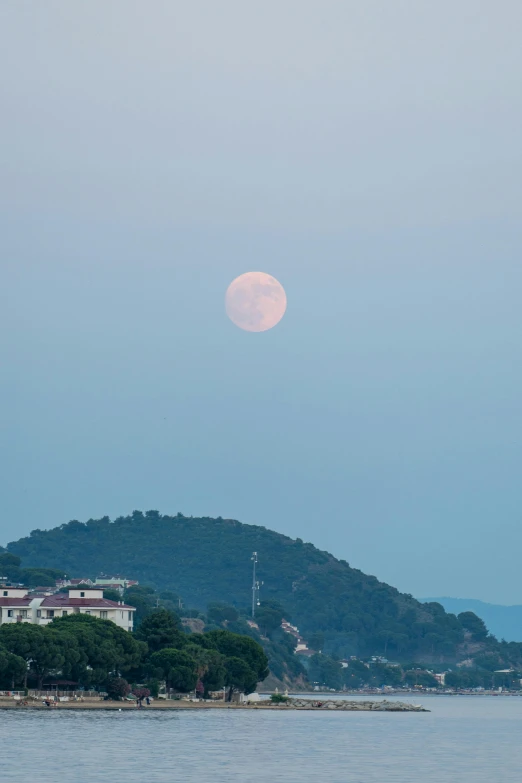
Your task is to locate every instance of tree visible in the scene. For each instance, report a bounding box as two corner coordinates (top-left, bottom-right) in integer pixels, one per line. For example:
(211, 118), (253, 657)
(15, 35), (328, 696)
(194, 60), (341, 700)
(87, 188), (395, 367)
(20, 568), (66, 587)
(47, 627), (85, 684)
(123, 586), (156, 626)
(308, 653), (343, 690)
(201, 656), (227, 696)
(134, 609), (185, 652)
(0, 553), (21, 569)
(368, 663), (403, 688)
(184, 644), (226, 697)
(473, 652), (502, 671)
(157, 591), (183, 617)
(50, 614), (146, 685)
(307, 632), (325, 652)
(0, 624), (68, 688)
(7, 511), (489, 666)
(200, 630), (269, 685)
(224, 657), (257, 700)
(101, 589), (122, 602)
(147, 679), (160, 698)
(255, 606), (285, 638)
(106, 676), (131, 700)
(341, 658), (369, 688)
(132, 686), (151, 700)
(0, 647), (27, 689)
(184, 643), (216, 678)
(0, 553), (22, 582)
(458, 612), (489, 642)
(445, 671), (469, 689)
(403, 669), (439, 688)
(207, 603), (239, 625)
(149, 648), (198, 693)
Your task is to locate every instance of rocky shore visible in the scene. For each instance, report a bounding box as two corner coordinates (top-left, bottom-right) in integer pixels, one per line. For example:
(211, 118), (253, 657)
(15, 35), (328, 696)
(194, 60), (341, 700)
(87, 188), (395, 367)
(0, 697), (427, 712)
(287, 698), (428, 712)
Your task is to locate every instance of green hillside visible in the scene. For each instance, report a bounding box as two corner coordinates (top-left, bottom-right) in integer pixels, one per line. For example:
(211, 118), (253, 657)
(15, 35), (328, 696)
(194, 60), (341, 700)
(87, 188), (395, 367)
(2, 510), (495, 663)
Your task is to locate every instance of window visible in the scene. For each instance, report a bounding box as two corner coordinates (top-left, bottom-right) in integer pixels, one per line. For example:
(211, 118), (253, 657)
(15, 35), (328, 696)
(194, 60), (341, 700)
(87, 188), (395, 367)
(128, 611), (132, 621)
(20, 610), (27, 619)
(37, 610), (41, 618)
(84, 610), (91, 615)
(100, 611), (107, 619)
(47, 610), (54, 618)
(80, 591), (85, 597)
(62, 610), (68, 617)
(2, 591), (7, 596)
(7, 610), (13, 617)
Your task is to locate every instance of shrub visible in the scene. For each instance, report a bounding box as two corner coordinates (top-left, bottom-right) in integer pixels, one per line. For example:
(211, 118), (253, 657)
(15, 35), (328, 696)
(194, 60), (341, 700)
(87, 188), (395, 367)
(270, 693), (289, 704)
(147, 679), (160, 698)
(106, 677), (131, 700)
(132, 687), (151, 700)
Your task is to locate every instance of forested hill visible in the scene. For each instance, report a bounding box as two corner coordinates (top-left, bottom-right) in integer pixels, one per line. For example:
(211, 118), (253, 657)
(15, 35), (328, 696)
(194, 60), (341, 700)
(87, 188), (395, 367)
(422, 597), (522, 644)
(7, 511), (474, 662)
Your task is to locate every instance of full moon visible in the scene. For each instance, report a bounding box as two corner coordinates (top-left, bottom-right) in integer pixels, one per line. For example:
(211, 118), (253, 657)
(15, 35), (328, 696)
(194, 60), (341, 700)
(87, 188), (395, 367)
(225, 272), (287, 332)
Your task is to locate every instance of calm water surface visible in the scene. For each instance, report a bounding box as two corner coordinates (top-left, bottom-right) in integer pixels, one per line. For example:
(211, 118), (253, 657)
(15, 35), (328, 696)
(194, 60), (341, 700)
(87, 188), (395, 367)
(2, 695), (520, 782)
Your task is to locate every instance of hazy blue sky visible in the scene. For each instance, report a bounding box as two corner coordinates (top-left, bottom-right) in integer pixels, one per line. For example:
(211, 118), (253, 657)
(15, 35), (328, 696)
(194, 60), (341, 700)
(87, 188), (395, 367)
(1, 1), (522, 603)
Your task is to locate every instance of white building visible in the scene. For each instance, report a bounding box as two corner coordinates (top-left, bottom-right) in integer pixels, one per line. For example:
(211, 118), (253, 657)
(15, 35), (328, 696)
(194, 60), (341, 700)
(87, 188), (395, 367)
(94, 577), (138, 590)
(55, 578), (93, 589)
(0, 587), (135, 631)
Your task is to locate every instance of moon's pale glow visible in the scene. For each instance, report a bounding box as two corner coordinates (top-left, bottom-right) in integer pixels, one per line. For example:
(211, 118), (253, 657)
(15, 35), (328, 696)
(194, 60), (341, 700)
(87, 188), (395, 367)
(226, 272), (287, 332)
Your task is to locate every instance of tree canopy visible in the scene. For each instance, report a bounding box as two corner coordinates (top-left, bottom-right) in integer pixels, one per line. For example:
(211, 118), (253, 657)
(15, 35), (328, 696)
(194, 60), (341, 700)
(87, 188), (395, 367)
(133, 608), (186, 652)
(7, 510), (522, 669)
(458, 612), (489, 642)
(0, 646), (27, 689)
(149, 648), (198, 693)
(5, 511), (473, 662)
(0, 552), (65, 587)
(0, 608), (269, 697)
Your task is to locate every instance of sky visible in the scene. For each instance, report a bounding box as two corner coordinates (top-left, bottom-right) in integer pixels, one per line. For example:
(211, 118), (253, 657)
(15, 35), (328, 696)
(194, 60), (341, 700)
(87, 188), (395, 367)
(1, 1), (522, 604)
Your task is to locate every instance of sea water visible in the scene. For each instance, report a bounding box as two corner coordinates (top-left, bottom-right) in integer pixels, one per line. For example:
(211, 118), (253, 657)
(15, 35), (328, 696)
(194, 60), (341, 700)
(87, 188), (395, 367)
(1, 694), (520, 782)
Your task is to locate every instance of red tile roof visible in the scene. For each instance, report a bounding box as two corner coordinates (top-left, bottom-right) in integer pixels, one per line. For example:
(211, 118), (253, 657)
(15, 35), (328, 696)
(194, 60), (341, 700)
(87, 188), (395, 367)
(95, 584), (122, 589)
(0, 598), (32, 607)
(40, 595), (135, 609)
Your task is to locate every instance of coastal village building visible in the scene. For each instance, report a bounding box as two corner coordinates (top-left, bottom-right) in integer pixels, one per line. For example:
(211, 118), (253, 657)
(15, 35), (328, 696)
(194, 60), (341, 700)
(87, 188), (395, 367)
(281, 619), (316, 657)
(0, 587), (135, 631)
(55, 578), (93, 590)
(94, 576), (139, 592)
(54, 576), (139, 594)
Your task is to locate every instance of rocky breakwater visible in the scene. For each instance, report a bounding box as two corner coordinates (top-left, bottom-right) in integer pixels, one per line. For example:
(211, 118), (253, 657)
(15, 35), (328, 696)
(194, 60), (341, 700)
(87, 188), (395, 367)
(287, 699), (428, 712)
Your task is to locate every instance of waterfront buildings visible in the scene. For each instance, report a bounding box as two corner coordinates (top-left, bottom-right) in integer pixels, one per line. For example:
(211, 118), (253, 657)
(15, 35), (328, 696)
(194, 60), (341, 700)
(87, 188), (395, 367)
(0, 586), (135, 631)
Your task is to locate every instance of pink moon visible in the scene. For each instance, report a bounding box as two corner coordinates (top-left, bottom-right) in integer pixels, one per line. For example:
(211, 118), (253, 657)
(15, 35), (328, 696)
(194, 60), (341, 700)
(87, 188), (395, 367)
(225, 272), (287, 332)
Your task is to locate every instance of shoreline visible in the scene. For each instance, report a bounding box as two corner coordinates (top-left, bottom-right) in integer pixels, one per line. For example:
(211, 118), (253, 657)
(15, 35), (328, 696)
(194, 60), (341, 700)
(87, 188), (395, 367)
(0, 698), (427, 712)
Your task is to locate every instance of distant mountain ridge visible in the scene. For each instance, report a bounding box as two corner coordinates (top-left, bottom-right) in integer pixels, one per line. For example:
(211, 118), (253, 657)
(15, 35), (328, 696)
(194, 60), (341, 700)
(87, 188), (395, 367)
(2, 510), (503, 663)
(421, 597), (522, 643)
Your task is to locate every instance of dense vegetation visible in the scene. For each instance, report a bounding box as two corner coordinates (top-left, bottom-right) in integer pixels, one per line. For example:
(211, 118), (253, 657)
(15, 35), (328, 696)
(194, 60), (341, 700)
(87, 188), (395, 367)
(307, 655), (439, 690)
(121, 586), (305, 686)
(422, 597), (522, 643)
(0, 607), (268, 699)
(6, 511), (522, 673)
(0, 552), (66, 587)
(202, 599), (306, 685)
(304, 652), (522, 692)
